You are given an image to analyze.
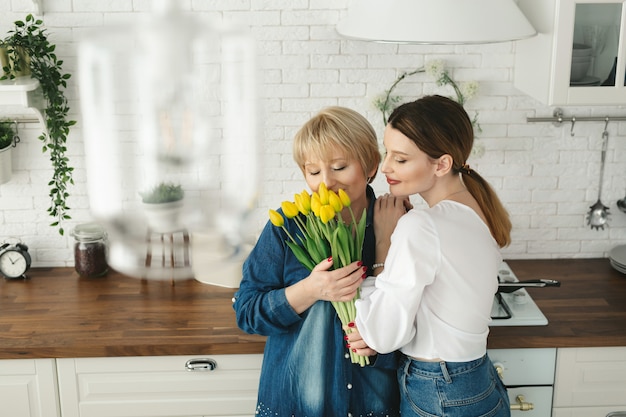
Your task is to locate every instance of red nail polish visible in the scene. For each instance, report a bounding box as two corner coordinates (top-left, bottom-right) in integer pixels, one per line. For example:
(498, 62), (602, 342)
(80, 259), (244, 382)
(348, 322), (355, 328)
(361, 273), (367, 279)
(346, 343), (351, 348)
(344, 335), (349, 340)
(357, 261), (363, 267)
(327, 256), (333, 262)
(352, 348), (357, 353)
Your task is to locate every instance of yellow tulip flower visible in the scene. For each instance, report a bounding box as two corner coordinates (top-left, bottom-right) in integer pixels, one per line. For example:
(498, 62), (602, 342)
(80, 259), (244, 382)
(318, 182), (329, 205)
(328, 190), (343, 213)
(311, 193), (322, 217)
(338, 189), (351, 207)
(319, 204), (336, 224)
(299, 190), (311, 214)
(269, 209), (284, 227)
(281, 201), (300, 219)
(294, 194), (303, 214)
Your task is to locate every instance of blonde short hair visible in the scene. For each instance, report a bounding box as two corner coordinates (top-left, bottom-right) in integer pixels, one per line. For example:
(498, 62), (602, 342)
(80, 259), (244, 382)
(293, 106), (380, 183)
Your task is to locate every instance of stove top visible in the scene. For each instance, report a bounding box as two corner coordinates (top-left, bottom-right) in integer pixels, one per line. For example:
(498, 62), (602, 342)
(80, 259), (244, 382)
(489, 262), (548, 326)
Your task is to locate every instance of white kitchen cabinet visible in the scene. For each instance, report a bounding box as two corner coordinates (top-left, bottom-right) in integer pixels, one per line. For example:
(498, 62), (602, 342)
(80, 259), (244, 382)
(553, 346), (626, 416)
(515, 0), (626, 105)
(56, 354), (262, 417)
(489, 348), (556, 417)
(0, 358), (61, 417)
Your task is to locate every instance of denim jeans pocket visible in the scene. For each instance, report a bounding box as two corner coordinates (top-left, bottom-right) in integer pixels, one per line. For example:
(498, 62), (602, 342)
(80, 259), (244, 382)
(399, 356), (510, 417)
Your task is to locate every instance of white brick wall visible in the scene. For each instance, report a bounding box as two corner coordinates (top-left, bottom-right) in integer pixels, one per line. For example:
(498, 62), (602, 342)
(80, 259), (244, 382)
(1, 0), (625, 268)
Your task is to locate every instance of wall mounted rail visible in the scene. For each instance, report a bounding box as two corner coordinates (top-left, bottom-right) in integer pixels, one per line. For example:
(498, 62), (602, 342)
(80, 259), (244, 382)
(527, 108), (626, 135)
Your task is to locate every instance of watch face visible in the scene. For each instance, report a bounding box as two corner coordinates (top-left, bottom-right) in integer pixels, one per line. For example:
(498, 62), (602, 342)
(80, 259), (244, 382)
(0, 249), (29, 279)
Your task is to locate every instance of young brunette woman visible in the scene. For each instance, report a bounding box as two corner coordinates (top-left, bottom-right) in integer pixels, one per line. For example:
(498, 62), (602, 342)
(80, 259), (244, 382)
(233, 107), (400, 417)
(349, 95), (512, 417)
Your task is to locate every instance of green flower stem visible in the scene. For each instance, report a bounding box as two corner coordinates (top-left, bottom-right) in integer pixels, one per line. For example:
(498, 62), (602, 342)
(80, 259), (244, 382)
(280, 226), (299, 247)
(348, 206), (358, 231)
(293, 215), (309, 240)
(332, 298), (370, 367)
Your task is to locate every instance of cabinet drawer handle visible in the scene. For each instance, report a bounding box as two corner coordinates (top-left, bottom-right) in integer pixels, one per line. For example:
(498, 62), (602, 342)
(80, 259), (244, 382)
(510, 395), (533, 412)
(185, 358), (217, 371)
(493, 363), (504, 381)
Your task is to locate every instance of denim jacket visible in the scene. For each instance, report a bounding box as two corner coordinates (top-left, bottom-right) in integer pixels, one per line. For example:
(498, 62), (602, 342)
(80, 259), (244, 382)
(233, 186), (400, 417)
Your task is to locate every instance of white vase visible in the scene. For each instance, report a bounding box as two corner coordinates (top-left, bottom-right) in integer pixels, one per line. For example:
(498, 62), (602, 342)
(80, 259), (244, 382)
(142, 200), (185, 233)
(0, 146), (12, 185)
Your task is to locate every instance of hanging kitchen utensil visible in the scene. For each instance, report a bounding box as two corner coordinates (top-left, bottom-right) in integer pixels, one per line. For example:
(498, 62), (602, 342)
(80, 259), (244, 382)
(586, 123), (611, 230)
(617, 189), (626, 213)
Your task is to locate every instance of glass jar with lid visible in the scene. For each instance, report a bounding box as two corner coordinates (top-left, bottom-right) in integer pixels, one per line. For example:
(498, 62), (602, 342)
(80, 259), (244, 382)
(71, 222), (108, 277)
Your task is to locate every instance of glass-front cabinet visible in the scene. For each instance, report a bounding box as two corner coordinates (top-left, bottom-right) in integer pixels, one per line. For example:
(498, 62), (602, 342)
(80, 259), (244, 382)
(515, 0), (626, 106)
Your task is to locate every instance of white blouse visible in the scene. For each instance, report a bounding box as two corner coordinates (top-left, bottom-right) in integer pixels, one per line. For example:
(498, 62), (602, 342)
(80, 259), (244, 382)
(355, 200), (501, 362)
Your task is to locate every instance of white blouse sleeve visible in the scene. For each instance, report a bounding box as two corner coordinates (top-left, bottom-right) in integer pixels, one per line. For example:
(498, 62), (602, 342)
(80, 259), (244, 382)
(355, 210), (439, 354)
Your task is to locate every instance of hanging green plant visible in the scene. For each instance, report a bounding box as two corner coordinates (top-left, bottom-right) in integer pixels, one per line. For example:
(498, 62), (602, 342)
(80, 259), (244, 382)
(0, 120), (16, 150)
(1, 14), (76, 235)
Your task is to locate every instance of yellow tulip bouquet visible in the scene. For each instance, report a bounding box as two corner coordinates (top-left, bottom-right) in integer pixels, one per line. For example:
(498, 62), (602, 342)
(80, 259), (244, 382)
(269, 182), (370, 366)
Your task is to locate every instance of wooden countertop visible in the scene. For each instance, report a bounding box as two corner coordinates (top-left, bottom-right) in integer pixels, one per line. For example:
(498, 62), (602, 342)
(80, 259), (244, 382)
(488, 258), (626, 349)
(0, 268), (266, 359)
(0, 258), (625, 359)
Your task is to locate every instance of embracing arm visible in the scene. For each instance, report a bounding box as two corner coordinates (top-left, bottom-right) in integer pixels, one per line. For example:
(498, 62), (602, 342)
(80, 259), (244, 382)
(373, 194), (412, 275)
(355, 211), (437, 354)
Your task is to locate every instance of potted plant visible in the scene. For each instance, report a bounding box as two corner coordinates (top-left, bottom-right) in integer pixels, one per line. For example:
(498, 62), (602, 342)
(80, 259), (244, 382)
(139, 182), (184, 204)
(139, 182), (185, 233)
(1, 14), (76, 235)
(0, 120), (17, 184)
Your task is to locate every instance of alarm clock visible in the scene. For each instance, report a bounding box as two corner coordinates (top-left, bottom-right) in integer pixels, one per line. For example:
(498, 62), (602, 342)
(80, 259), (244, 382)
(0, 240), (32, 279)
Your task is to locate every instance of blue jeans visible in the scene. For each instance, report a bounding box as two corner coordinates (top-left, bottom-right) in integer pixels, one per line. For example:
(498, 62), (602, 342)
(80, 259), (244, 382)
(398, 354), (511, 417)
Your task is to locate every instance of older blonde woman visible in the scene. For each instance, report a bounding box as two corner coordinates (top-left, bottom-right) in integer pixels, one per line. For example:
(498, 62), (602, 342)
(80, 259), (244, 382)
(233, 106), (400, 417)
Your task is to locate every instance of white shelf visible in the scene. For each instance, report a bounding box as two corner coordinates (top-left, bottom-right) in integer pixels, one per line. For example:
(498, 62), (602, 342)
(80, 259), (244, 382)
(0, 77), (46, 126)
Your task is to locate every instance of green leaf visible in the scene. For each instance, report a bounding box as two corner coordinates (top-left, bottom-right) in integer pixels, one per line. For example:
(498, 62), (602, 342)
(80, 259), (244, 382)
(286, 241), (315, 271)
(332, 227), (350, 267)
(303, 236), (323, 264)
(355, 209), (367, 258)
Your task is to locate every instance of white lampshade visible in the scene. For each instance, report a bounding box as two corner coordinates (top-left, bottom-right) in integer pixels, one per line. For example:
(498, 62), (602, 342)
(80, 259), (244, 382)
(337, 0), (536, 44)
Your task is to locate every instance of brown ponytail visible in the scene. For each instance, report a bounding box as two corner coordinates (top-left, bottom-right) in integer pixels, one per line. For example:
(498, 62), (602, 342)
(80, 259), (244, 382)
(456, 166), (511, 247)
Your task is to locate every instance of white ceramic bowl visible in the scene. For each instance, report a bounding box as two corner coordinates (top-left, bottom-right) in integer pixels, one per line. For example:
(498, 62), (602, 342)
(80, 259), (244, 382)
(572, 43), (592, 56)
(570, 60), (591, 81)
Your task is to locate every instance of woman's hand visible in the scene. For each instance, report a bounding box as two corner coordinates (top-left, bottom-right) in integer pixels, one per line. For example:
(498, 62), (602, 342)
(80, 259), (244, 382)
(373, 194), (412, 272)
(285, 258), (367, 314)
(344, 322), (377, 357)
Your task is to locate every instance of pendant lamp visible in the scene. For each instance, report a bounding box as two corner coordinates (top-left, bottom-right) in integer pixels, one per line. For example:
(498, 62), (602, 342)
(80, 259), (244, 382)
(337, 0), (536, 44)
